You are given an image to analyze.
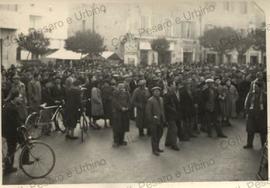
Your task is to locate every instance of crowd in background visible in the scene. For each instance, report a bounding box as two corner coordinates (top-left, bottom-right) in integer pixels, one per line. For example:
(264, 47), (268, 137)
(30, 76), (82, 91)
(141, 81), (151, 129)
(1, 60), (267, 155)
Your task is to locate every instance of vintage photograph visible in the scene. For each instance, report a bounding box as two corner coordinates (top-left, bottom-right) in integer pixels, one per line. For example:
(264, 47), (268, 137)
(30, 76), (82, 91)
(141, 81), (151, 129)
(1, 0), (268, 185)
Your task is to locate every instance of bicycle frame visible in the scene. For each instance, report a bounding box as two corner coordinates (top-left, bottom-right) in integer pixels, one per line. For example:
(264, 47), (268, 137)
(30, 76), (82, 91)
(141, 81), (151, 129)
(2, 126), (31, 166)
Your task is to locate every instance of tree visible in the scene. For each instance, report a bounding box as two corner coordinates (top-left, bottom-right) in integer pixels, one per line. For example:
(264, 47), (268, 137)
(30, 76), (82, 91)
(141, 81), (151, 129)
(234, 32), (253, 64)
(251, 27), (266, 64)
(151, 37), (169, 64)
(65, 30), (105, 58)
(16, 30), (50, 60)
(199, 27), (237, 64)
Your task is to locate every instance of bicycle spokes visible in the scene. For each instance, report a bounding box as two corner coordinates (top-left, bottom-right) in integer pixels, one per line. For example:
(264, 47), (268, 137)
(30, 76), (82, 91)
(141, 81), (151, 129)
(20, 142), (55, 179)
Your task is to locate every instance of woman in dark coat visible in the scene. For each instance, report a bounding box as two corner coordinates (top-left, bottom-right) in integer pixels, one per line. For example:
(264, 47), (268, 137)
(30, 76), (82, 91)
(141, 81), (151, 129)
(111, 83), (130, 147)
(64, 79), (82, 139)
(101, 80), (114, 128)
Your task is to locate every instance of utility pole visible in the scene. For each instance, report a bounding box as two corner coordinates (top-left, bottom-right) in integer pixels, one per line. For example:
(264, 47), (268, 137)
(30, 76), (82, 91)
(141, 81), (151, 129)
(92, 3), (95, 32)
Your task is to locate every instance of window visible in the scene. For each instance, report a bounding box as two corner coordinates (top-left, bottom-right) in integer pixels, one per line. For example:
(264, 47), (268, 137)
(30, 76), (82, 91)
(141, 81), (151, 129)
(240, 2), (247, 14)
(29, 15), (42, 29)
(180, 22), (194, 39)
(224, 1), (230, 11)
(0, 4), (18, 11)
(174, 22), (181, 37)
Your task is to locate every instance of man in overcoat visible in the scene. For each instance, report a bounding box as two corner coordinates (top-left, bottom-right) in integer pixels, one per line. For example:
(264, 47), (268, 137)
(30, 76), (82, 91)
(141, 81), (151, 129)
(146, 87), (165, 156)
(164, 82), (180, 151)
(111, 83), (130, 147)
(243, 78), (267, 149)
(131, 79), (150, 136)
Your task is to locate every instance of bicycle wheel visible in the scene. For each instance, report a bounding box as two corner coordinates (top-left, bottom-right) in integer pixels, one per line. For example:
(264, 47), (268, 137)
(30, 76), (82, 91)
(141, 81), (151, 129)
(83, 116), (88, 133)
(80, 121), (84, 143)
(25, 113), (42, 139)
(19, 141), (55, 179)
(80, 116), (87, 143)
(54, 109), (66, 133)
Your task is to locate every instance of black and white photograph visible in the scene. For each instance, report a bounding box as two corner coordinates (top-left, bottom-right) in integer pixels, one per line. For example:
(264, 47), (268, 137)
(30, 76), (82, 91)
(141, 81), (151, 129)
(1, 0), (269, 186)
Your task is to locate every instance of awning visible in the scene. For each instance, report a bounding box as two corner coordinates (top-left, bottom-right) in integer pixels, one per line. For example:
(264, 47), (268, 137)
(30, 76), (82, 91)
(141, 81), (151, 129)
(101, 51), (122, 60)
(139, 41), (151, 50)
(46, 48), (86, 60)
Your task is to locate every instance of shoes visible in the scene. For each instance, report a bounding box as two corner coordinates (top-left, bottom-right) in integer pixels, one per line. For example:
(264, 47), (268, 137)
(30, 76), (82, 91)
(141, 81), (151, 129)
(152, 151), (160, 156)
(157, 148), (164, 153)
(218, 134), (227, 138)
(4, 167), (17, 175)
(112, 143), (120, 148)
(120, 141), (127, 146)
(66, 135), (78, 140)
(171, 146), (180, 151)
(70, 136), (79, 140)
(243, 145), (253, 149)
(22, 161), (34, 165)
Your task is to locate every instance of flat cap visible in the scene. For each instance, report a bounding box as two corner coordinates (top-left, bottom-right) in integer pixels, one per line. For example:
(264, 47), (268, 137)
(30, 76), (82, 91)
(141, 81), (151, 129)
(151, 86), (161, 91)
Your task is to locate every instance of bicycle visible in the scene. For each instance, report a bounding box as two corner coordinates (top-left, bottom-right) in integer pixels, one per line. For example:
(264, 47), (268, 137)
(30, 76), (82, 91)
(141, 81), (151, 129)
(25, 101), (66, 139)
(2, 126), (56, 178)
(78, 97), (91, 143)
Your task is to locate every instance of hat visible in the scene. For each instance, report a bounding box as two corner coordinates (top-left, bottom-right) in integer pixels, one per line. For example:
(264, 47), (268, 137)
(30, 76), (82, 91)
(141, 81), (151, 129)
(151, 86), (161, 91)
(205, 79), (214, 83)
(138, 79), (146, 86)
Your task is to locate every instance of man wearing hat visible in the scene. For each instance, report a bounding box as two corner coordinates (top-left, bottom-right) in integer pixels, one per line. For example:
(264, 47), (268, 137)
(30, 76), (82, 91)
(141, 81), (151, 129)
(146, 86), (165, 156)
(5, 73), (28, 121)
(28, 73), (42, 113)
(243, 77), (267, 149)
(131, 79), (151, 136)
(202, 79), (227, 138)
(111, 83), (130, 147)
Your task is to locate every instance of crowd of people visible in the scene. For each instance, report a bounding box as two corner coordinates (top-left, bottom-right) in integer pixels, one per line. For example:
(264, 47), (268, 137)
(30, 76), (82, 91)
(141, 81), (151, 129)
(2, 60), (267, 166)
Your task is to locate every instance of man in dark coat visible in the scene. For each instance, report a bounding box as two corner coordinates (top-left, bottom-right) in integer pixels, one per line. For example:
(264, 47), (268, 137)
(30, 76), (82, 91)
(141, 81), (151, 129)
(2, 91), (32, 174)
(131, 79), (150, 136)
(243, 79), (267, 149)
(164, 82), (180, 150)
(146, 86), (165, 156)
(64, 79), (82, 139)
(180, 79), (197, 140)
(202, 79), (227, 138)
(111, 83), (130, 147)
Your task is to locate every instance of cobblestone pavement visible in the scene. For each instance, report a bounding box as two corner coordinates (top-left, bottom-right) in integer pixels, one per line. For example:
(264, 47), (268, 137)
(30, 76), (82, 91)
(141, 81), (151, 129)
(3, 118), (263, 185)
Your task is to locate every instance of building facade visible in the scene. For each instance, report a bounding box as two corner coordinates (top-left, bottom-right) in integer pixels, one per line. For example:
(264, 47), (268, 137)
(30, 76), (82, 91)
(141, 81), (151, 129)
(67, 1), (265, 66)
(0, 3), (68, 68)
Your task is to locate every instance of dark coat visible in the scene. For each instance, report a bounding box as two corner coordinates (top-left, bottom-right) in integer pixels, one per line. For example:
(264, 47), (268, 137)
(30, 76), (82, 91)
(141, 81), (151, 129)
(51, 85), (64, 102)
(145, 96), (165, 126)
(129, 80), (137, 94)
(101, 84), (114, 119)
(64, 87), (82, 129)
(164, 91), (178, 121)
(2, 102), (21, 140)
(111, 90), (130, 133)
(42, 87), (54, 106)
(202, 87), (220, 114)
(245, 91), (267, 133)
(131, 87), (150, 129)
(180, 88), (195, 120)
